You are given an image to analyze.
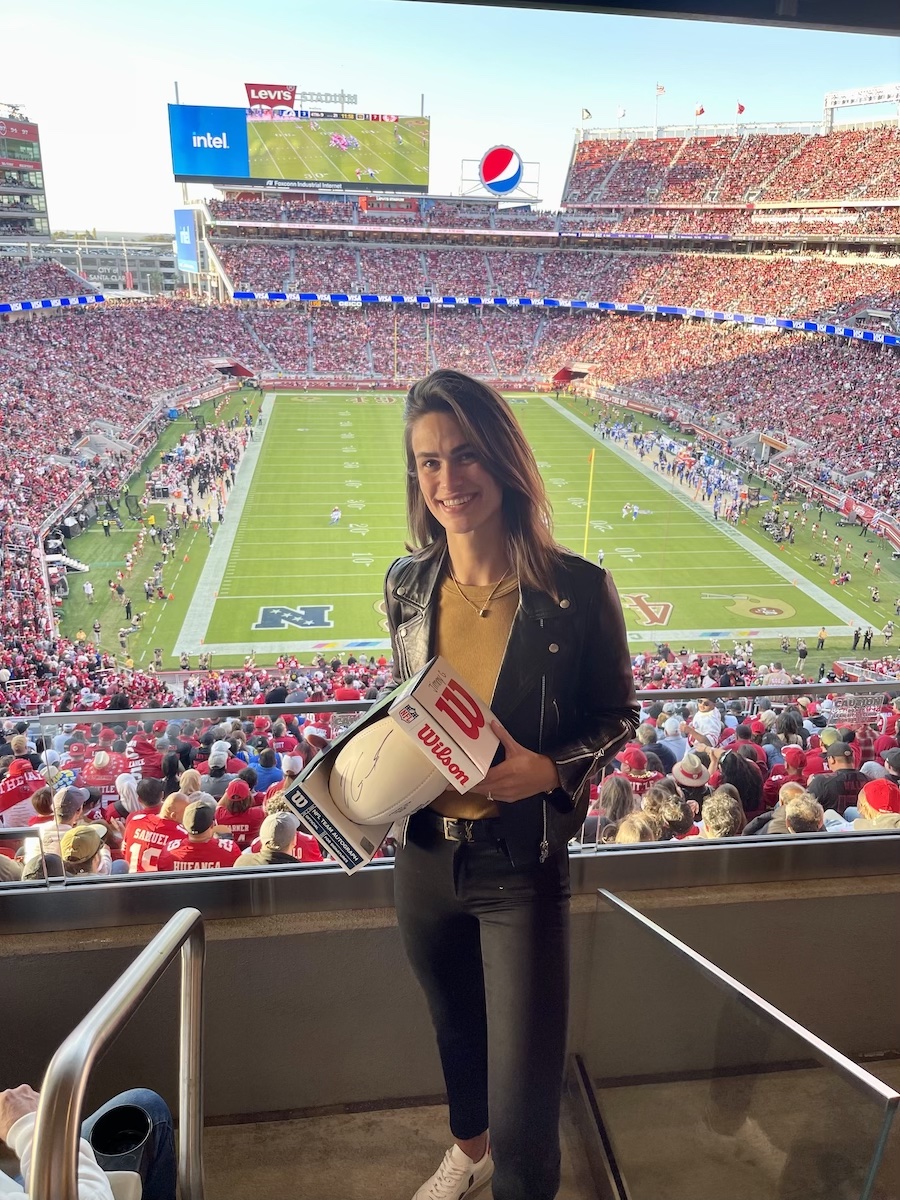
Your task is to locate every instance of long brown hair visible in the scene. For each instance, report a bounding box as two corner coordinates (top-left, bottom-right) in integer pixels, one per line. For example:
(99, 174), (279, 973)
(403, 370), (564, 594)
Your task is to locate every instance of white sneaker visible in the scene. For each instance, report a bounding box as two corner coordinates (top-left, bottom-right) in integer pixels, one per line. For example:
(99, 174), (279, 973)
(411, 1143), (494, 1200)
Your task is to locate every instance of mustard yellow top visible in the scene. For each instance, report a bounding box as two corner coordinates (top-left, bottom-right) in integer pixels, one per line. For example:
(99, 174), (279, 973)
(431, 573), (519, 819)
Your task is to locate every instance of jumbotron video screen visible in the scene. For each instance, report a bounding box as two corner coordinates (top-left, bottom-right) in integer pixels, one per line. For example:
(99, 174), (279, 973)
(168, 103), (430, 192)
(249, 113), (429, 189)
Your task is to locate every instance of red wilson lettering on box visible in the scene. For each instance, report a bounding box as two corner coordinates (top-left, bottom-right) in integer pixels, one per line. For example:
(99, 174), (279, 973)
(417, 724), (471, 786)
(245, 83), (297, 108)
(434, 680), (484, 741)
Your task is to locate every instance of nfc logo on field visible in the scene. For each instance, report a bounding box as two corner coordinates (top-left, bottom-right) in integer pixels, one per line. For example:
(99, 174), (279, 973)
(253, 605), (334, 629)
(478, 146), (523, 195)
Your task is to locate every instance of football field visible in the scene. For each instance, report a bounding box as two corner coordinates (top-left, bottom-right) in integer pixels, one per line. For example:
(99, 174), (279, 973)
(248, 117), (430, 186)
(170, 391), (868, 661)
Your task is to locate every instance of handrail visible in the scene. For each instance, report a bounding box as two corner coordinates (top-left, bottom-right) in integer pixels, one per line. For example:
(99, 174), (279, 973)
(599, 889), (900, 1108)
(30, 907), (205, 1200)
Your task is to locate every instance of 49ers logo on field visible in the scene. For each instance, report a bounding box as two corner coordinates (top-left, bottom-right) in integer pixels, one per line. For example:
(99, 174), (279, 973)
(623, 594), (673, 626)
(700, 592), (796, 620)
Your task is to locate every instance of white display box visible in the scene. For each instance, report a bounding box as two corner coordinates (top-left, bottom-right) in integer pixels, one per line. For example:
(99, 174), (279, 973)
(388, 656), (499, 794)
(282, 657), (499, 873)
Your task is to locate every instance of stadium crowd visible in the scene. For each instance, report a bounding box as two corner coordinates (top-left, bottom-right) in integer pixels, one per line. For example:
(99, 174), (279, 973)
(0, 257), (95, 304)
(4, 687), (900, 882)
(566, 125), (900, 206)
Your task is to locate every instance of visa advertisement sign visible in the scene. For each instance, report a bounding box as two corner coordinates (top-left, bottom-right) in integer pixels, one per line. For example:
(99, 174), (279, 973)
(174, 208), (199, 273)
(168, 104), (249, 181)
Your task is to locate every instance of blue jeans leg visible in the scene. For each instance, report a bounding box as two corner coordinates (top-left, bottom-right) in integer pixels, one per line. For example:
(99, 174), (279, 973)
(81, 1089), (176, 1200)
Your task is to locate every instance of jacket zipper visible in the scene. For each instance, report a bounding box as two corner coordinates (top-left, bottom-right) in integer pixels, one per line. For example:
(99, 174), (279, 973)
(539, 621), (549, 863)
(555, 718), (633, 766)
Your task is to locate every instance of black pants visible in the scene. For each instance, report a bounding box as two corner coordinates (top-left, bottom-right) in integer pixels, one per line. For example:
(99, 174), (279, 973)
(394, 815), (570, 1200)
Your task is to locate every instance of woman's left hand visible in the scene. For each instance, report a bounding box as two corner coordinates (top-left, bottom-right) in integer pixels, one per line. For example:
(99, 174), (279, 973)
(480, 720), (561, 803)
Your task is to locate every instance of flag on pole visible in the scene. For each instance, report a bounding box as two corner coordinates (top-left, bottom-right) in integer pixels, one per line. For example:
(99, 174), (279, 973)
(695, 104), (705, 117)
(736, 101), (746, 115)
(581, 107), (592, 120)
(617, 106), (626, 119)
(656, 83), (666, 95)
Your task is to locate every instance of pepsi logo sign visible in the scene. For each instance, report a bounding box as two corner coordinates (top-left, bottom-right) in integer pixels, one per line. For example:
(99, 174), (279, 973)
(479, 145), (523, 195)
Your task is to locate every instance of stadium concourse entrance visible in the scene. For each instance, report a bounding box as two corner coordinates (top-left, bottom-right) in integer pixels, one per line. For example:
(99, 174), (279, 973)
(4, 686), (900, 1199)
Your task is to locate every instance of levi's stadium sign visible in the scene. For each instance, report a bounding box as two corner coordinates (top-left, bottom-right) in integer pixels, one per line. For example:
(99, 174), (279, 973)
(245, 83), (297, 109)
(243, 84), (359, 109)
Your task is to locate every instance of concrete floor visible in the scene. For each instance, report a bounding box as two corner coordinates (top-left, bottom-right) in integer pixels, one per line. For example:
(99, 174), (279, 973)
(203, 1100), (597, 1200)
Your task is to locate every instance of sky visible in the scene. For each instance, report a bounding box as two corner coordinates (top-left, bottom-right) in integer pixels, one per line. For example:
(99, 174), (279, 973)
(4, 0), (899, 232)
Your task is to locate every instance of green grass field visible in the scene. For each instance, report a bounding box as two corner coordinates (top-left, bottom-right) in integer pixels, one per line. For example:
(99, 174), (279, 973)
(60, 389), (899, 672)
(248, 117), (430, 186)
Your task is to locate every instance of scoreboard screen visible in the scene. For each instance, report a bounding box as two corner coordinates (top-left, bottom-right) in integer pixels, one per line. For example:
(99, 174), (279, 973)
(168, 105), (430, 193)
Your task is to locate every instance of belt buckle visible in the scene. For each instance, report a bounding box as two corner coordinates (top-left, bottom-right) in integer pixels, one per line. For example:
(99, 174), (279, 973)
(440, 817), (473, 842)
(440, 816), (458, 842)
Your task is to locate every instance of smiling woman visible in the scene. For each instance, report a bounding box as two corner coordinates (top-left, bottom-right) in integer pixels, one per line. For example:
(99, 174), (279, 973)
(385, 369), (639, 1200)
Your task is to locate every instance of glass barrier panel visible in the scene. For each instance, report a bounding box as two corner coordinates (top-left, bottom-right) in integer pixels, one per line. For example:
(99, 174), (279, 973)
(583, 890), (899, 1200)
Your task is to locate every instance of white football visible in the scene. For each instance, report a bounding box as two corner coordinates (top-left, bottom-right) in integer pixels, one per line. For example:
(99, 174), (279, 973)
(329, 717), (446, 825)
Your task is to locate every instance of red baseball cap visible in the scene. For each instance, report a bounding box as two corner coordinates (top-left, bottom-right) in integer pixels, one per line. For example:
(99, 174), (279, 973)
(99, 727), (117, 742)
(860, 779), (900, 814)
(223, 779), (251, 802)
(782, 746), (806, 768)
(750, 720), (766, 735)
(621, 747), (647, 771)
(253, 716), (270, 731)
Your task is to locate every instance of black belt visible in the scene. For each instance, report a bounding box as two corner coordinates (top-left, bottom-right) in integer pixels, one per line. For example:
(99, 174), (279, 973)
(413, 807), (505, 844)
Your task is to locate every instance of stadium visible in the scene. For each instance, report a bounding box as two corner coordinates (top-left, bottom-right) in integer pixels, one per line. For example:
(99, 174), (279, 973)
(5, 52), (900, 1200)
(3, 92), (900, 693)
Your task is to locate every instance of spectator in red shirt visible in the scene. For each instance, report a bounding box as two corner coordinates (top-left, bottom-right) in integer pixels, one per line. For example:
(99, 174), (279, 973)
(129, 731), (163, 779)
(215, 779), (265, 849)
(94, 772), (141, 823)
(78, 751), (121, 798)
(730, 724), (768, 767)
(158, 800), (241, 871)
(762, 745), (808, 809)
(616, 747), (664, 797)
(271, 720), (298, 755)
(0, 759), (47, 829)
(873, 729), (898, 764)
(333, 677), (362, 702)
(122, 777), (179, 873)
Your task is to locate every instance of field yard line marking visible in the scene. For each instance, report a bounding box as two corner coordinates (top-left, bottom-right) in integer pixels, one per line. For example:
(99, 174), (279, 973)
(193, 624), (850, 657)
(271, 123), (319, 180)
(216, 592), (382, 600)
(543, 396), (870, 629)
(175, 394), (273, 653)
(251, 126), (283, 177)
(193, 639), (394, 655)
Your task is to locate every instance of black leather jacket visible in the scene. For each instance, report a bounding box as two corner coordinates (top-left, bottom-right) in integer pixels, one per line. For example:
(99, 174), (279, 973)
(384, 547), (639, 865)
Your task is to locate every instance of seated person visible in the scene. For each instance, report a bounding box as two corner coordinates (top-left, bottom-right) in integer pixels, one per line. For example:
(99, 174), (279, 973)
(0, 1080), (174, 1199)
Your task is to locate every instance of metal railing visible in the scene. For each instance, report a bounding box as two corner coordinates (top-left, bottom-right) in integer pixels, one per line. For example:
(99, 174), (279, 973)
(24, 676), (898, 731)
(30, 907), (205, 1200)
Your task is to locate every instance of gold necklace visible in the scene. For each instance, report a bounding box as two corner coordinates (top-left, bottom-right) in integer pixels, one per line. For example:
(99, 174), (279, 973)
(449, 568), (511, 618)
